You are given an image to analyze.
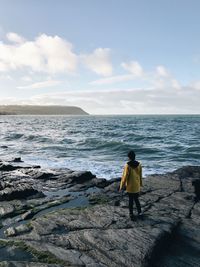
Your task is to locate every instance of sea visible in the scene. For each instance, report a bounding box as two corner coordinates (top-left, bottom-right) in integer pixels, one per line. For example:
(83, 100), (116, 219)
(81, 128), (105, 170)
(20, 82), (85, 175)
(0, 115), (199, 179)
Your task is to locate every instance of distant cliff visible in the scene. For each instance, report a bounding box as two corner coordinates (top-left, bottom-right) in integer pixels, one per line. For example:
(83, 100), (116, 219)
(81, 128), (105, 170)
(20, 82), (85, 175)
(0, 105), (89, 115)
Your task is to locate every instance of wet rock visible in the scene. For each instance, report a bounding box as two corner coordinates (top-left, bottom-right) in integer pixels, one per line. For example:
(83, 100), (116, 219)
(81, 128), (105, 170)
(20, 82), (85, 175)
(0, 185), (43, 201)
(32, 165), (41, 169)
(0, 163), (19, 171)
(92, 178), (111, 188)
(0, 145), (8, 149)
(12, 158), (23, 163)
(34, 172), (55, 180)
(67, 171), (96, 184)
(192, 179), (200, 200)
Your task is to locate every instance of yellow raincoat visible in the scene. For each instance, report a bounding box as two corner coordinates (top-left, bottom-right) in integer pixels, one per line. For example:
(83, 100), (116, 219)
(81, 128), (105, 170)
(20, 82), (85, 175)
(120, 163), (143, 193)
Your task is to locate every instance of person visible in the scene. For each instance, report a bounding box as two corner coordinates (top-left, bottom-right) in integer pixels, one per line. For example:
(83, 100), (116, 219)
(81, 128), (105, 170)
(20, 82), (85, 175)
(119, 150), (143, 220)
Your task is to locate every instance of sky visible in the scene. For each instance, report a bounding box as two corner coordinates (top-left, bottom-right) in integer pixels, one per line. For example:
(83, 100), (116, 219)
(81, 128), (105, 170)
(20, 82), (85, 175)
(0, 0), (200, 114)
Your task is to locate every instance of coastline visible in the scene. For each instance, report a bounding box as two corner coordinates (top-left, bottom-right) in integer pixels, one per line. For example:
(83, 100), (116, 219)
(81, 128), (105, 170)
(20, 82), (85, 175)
(0, 159), (199, 266)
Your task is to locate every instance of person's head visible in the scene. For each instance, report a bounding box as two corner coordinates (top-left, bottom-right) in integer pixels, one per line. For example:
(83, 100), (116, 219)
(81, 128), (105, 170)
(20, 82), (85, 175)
(128, 150), (136, 161)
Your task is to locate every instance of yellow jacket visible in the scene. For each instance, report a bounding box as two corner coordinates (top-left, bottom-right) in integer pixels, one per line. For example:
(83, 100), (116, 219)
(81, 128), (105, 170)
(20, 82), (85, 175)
(120, 162), (143, 193)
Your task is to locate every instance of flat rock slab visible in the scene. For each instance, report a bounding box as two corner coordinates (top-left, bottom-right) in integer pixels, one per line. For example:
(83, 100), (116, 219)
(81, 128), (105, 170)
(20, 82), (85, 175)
(10, 189), (198, 267)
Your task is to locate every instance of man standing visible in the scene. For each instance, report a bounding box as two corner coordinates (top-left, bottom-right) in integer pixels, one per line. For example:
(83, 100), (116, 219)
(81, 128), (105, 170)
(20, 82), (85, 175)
(119, 150), (143, 220)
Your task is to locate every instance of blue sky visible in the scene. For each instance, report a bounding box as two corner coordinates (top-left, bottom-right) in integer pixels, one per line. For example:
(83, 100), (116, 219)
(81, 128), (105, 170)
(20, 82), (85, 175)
(0, 0), (200, 114)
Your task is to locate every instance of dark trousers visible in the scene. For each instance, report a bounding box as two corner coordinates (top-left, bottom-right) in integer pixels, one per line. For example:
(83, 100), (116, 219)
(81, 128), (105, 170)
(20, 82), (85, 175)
(128, 192), (142, 215)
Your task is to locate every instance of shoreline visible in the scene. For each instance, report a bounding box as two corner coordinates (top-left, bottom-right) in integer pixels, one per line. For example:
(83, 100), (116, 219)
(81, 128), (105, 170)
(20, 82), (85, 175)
(0, 159), (199, 266)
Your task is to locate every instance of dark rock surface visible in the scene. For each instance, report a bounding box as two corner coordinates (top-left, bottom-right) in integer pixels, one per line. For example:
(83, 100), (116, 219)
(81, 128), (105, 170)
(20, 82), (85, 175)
(0, 160), (199, 267)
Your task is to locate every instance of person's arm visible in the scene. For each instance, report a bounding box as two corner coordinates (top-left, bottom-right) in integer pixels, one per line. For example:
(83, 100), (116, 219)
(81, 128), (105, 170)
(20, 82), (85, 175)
(139, 164), (143, 187)
(119, 164), (129, 190)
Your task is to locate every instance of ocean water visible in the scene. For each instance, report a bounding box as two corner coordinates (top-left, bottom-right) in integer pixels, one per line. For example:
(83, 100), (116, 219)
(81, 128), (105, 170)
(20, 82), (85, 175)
(0, 115), (199, 179)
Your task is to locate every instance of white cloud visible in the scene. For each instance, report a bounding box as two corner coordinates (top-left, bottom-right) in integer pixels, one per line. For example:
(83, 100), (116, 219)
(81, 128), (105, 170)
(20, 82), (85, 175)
(81, 48), (113, 76)
(171, 79), (181, 90)
(189, 80), (200, 90)
(0, 33), (78, 74)
(153, 65), (181, 90)
(121, 61), (143, 77)
(35, 34), (77, 73)
(18, 80), (61, 89)
(156, 65), (169, 77)
(90, 60), (144, 85)
(21, 76), (32, 82)
(90, 63), (180, 89)
(0, 61), (8, 72)
(152, 77), (181, 90)
(7, 32), (26, 44)
(1, 85), (199, 114)
(90, 74), (135, 85)
(0, 74), (12, 80)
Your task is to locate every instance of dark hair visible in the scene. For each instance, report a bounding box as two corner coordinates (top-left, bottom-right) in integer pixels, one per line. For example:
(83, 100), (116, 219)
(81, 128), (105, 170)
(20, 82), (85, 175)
(128, 150), (136, 160)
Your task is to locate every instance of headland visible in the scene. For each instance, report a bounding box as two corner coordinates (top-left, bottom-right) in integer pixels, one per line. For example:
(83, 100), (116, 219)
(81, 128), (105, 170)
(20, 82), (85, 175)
(0, 105), (89, 115)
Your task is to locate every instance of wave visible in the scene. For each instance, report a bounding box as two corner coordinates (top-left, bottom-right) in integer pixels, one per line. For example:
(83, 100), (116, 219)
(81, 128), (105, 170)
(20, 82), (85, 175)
(1, 115), (200, 178)
(23, 135), (53, 143)
(4, 133), (24, 141)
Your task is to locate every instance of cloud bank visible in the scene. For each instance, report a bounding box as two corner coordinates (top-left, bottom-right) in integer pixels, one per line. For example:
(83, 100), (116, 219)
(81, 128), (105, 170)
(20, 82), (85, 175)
(0, 32), (199, 114)
(1, 86), (199, 115)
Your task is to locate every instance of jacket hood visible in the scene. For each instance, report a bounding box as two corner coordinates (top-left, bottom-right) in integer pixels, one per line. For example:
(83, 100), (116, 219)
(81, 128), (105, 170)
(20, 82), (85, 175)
(127, 160), (140, 169)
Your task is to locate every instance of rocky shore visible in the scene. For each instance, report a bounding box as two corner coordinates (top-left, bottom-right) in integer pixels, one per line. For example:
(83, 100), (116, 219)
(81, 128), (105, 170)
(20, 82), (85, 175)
(0, 159), (199, 267)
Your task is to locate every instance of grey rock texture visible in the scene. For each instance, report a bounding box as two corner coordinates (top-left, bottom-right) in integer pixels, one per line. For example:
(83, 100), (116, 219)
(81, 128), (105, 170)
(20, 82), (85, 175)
(0, 160), (199, 267)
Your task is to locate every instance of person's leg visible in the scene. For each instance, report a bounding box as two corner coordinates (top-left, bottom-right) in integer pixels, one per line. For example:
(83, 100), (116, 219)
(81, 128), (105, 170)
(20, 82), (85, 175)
(133, 193), (142, 214)
(128, 193), (134, 216)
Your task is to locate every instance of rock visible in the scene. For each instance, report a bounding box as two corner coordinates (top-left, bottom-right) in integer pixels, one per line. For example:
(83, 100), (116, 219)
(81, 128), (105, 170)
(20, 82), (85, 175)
(0, 263), (61, 267)
(15, 224), (33, 235)
(67, 171), (96, 184)
(12, 157), (23, 163)
(192, 179), (200, 200)
(0, 181), (6, 190)
(0, 203), (15, 217)
(92, 178), (111, 188)
(173, 165), (200, 179)
(4, 226), (16, 237)
(34, 172), (55, 180)
(0, 163), (19, 171)
(0, 185), (43, 201)
(5, 224), (32, 237)
(0, 160), (199, 266)
(21, 210), (35, 220)
(33, 165), (41, 169)
(14, 203), (180, 267)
